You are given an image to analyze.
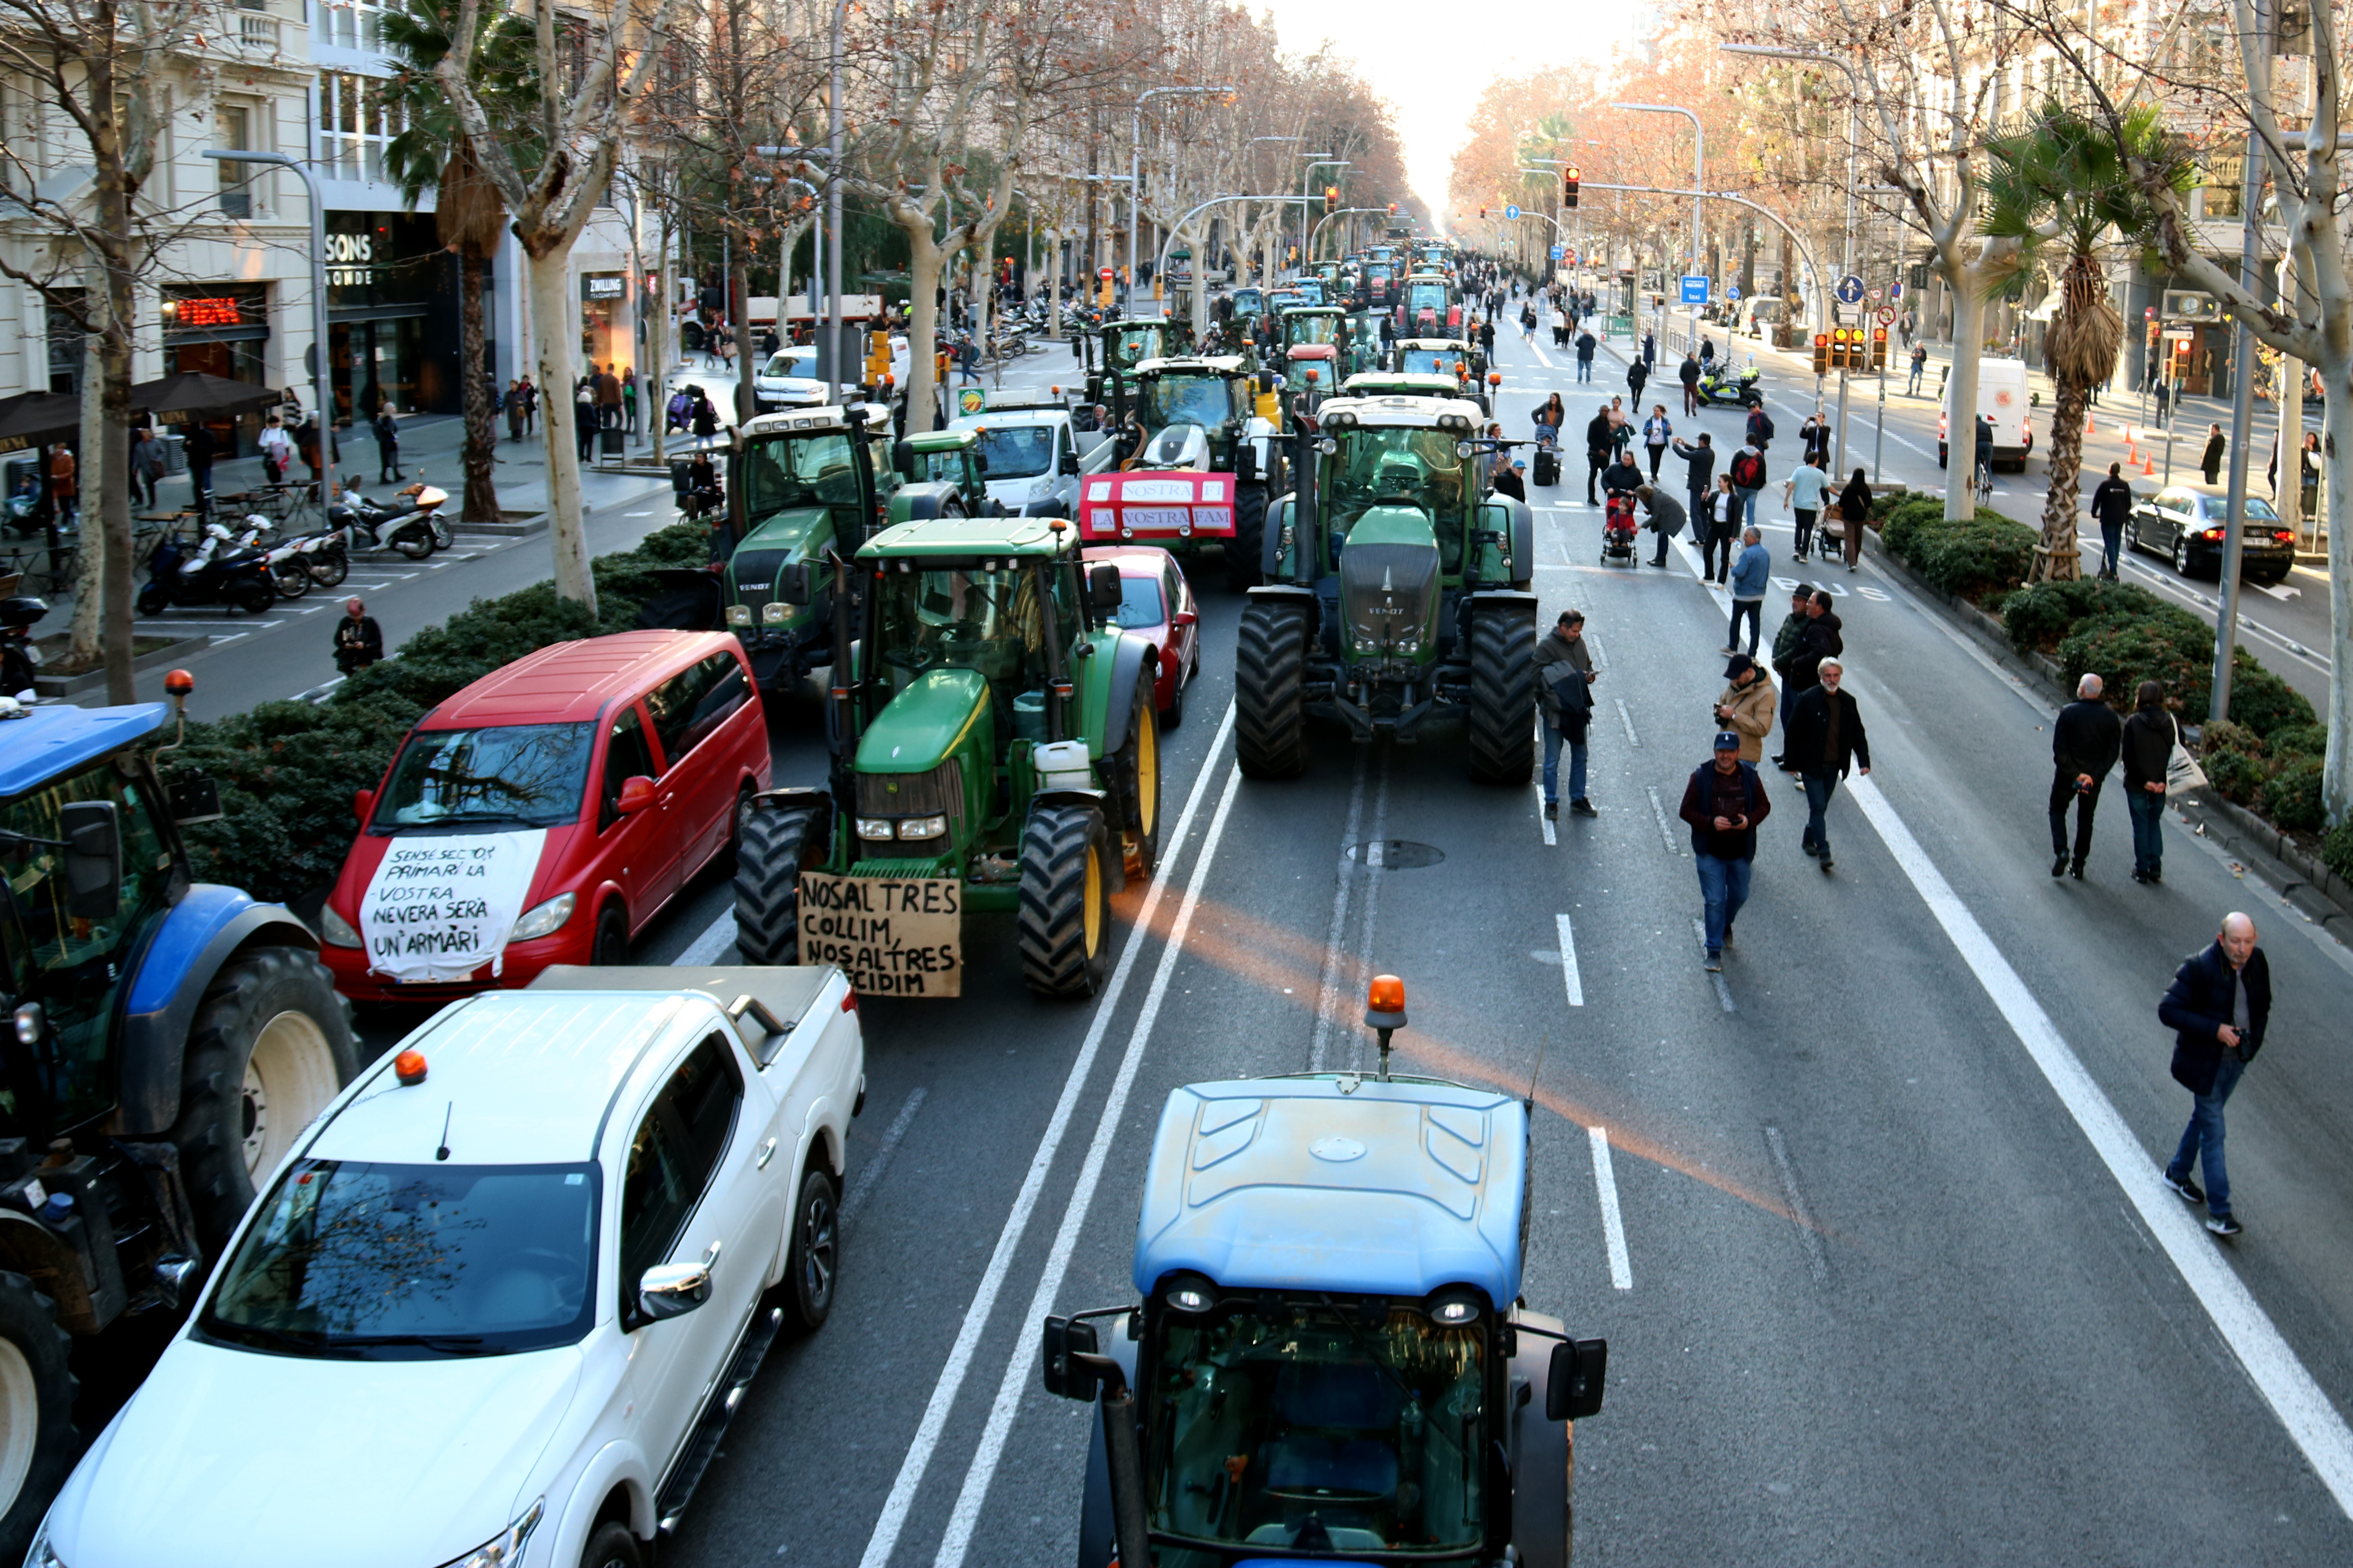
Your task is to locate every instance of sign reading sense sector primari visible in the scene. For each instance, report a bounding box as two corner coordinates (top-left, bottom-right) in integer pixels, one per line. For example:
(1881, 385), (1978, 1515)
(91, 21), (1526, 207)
(798, 872), (963, 997)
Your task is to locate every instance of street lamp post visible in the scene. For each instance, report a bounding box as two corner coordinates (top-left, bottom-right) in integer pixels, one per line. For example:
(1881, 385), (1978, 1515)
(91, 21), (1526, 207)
(1610, 104), (1703, 363)
(204, 150), (332, 453)
(1129, 86), (1232, 316)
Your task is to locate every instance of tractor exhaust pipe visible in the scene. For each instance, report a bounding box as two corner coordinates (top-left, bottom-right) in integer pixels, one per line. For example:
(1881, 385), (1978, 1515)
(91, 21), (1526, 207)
(1099, 1383), (1153, 1568)
(1291, 403), (1320, 589)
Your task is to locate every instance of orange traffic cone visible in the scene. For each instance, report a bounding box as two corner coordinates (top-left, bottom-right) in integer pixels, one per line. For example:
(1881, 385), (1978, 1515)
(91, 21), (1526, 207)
(2086, 413), (2096, 436)
(2142, 450), (2155, 476)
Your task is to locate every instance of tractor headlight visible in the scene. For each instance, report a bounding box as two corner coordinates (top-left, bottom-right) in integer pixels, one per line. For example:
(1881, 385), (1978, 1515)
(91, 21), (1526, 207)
(727, 604), (753, 626)
(1422, 1286), (1485, 1326)
(1353, 636), (1380, 654)
(762, 601), (789, 625)
(509, 892), (576, 942)
(435, 1500), (544, 1568)
(1161, 1271), (1219, 1316)
(856, 817), (897, 841)
(319, 903), (363, 948)
(897, 814), (948, 841)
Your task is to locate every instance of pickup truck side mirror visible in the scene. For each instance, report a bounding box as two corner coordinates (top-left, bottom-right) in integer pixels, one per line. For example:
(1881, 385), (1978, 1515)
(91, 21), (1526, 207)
(1546, 1337), (1609, 1421)
(637, 1260), (711, 1323)
(1059, 450), (1080, 476)
(617, 775), (658, 815)
(58, 799), (121, 920)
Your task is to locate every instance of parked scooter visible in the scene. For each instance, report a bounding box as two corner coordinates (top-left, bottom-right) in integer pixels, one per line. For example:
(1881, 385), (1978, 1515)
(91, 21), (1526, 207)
(332, 473), (452, 560)
(1695, 362), (1765, 409)
(135, 519), (278, 615)
(1, 578), (43, 698)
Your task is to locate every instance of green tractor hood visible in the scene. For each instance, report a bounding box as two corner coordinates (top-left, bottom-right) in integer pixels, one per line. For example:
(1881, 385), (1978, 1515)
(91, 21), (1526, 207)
(857, 667), (991, 775)
(1337, 506), (1441, 661)
(727, 506), (833, 633)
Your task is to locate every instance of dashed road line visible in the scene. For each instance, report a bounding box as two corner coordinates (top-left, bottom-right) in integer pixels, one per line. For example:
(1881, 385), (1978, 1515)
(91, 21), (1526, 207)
(1646, 785), (1683, 857)
(1308, 753), (1375, 1071)
(1764, 1125), (1831, 1286)
(839, 1087), (927, 1234)
(1553, 913), (1584, 1006)
(1615, 696), (1640, 748)
(1588, 1125), (1633, 1290)
(1692, 918), (1737, 1011)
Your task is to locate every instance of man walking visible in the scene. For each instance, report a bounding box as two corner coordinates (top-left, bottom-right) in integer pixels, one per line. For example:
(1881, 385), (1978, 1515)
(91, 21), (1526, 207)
(1584, 403), (1615, 507)
(1679, 349), (1701, 415)
(2121, 679), (2175, 884)
(1715, 653), (1776, 763)
(1636, 483), (1685, 568)
(2050, 671), (2123, 880)
(1782, 657), (1869, 872)
(2160, 912), (2270, 1238)
(1627, 355), (1649, 406)
(1727, 437), (1768, 534)
(1768, 582), (1813, 764)
(1575, 325), (1597, 382)
(1678, 731), (1771, 972)
(2089, 462), (2133, 580)
(1533, 610), (1600, 819)
(1727, 525), (1770, 656)
(1908, 343), (1927, 395)
(1781, 588), (1844, 698)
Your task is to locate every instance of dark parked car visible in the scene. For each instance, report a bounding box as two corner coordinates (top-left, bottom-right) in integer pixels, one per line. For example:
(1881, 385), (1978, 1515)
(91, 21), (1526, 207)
(2126, 482), (2296, 585)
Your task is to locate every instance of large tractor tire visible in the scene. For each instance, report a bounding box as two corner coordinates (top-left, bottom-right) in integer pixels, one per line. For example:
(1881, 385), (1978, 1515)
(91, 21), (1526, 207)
(1466, 603), (1537, 785)
(1235, 598), (1310, 779)
(1112, 670), (1162, 882)
(1228, 482), (1268, 590)
(0, 1273), (75, 1565)
(734, 801), (831, 965)
(1017, 804), (1112, 998)
(170, 945), (359, 1252)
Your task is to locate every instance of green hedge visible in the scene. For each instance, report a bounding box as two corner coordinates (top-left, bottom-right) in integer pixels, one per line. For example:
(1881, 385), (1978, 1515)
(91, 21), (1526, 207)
(1881, 502), (2038, 601)
(162, 519), (711, 902)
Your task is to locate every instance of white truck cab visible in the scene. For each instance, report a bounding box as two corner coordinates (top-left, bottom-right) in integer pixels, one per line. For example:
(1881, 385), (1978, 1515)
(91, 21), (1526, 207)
(1940, 356), (2037, 471)
(946, 391), (1119, 516)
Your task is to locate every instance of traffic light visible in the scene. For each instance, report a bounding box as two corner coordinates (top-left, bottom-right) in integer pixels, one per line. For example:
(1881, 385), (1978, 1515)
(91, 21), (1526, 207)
(1479, 205), (1487, 220)
(1387, 202), (1398, 217)
(1564, 166), (1580, 208)
(1870, 326), (1888, 371)
(1325, 185), (1338, 214)
(1812, 332), (1830, 373)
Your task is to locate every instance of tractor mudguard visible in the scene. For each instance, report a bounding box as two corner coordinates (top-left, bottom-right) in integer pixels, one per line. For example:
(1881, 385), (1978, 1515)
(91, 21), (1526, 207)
(1510, 1307), (1575, 1568)
(887, 481), (966, 525)
(1081, 633), (1159, 765)
(117, 888), (318, 1135)
(1076, 1314), (1140, 1568)
(751, 785), (829, 810)
(1244, 582), (1319, 622)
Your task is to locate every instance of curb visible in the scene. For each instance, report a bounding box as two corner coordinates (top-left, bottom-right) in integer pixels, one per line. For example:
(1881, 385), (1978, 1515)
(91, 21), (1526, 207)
(1867, 533), (2353, 927)
(34, 633), (213, 699)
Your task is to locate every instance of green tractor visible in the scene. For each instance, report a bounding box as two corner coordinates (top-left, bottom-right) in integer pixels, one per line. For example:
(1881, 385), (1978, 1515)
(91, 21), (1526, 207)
(697, 407), (993, 694)
(1273, 306), (1354, 422)
(1237, 389), (1537, 783)
(731, 514), (1163, 999)
(1109, 354), (1285, 590)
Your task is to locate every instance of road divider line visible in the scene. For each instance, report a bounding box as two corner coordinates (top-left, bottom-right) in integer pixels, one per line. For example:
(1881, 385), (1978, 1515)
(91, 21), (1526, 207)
(1533, 773), (1556, 846)
(1691, 918), (1736, 1012)
(677, 902), (741, 965)
(1587, 1126), (1633, 1290)
(1763, 1126), (1830, 1286)
(840, 1087), (927, 1233)
(853, 704), (1237, 1568)
(1645, 785), (1683, 858)
(930, 764), (1245, 1568)
(1847, 773), (2353, 1518)
(1615, 697), (1640, 749)
(1337, 765), (1392, 1075)
(1308, 754), (1373, 1071)
(1553, 913), (1583, 1006)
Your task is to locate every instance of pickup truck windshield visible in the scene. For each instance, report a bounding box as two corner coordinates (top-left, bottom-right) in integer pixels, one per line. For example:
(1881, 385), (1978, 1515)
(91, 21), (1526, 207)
(199, 1159), (599, 1358)
(1145, 1303), (1485, 1557)
(974, 425), (1054, 479)
(373, 723), (594, 829)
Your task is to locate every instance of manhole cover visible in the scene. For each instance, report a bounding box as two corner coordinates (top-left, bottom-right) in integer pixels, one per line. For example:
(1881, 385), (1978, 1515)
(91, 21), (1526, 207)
(1346, 840), (1445, 869)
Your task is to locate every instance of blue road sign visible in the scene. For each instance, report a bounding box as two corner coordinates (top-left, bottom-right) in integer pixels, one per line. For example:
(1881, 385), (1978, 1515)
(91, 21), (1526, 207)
(1504, 203), (1522, 220)
(1890, 280), (1905, 299)
(1726, 284), (1742, 301)
(1550, 245), (1564, 261)
(1679, 274), (1709, 305)
(1835, 274), (1866, 304)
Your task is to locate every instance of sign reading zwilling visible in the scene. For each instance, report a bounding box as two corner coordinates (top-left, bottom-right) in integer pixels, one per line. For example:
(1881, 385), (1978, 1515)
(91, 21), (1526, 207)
(583, 273), (626, 301)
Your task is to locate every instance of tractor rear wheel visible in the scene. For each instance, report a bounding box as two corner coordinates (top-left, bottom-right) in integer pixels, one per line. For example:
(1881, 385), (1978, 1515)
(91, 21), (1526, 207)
(1235, 598), (1310, 779)
(1229, 482), (1268, 589)
(1113, 669), (1161, 882)
(171, 945), (358, 1254)
(1466, 603), (1537, 785)
(1017, 804), (1111, 998)
(734, 801), (830, 965)
(0, 1272), (75, 1565)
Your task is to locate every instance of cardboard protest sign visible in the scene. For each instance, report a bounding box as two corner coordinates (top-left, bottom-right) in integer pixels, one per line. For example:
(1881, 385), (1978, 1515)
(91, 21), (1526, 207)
(360, 830), (547, 983)
(798, 872), (962, 997)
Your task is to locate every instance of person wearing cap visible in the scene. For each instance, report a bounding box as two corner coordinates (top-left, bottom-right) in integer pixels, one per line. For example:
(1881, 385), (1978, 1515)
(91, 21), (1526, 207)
(1678, 730), (1772, 971)
(333, 598), (383, 675)
(1493, 456), (1527, 502)
(1782, 657), (1870, 872)
(1533, 609), (1600, 820)
(1714, 653), (1777, 763)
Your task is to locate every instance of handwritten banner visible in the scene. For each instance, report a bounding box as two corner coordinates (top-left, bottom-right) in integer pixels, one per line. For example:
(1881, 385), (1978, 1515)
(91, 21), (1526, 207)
(798, 872), (962, 997)
(359, 831), (547, 984)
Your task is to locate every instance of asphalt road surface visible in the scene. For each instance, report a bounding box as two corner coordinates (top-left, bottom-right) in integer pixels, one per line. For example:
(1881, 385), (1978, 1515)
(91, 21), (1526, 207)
(225, 317), (2353, 1561)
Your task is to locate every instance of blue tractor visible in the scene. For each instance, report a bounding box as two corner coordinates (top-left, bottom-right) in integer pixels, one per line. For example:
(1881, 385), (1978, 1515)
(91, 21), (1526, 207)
(0, 683), (357, 1556)
(1042, 976), (1607, 1567)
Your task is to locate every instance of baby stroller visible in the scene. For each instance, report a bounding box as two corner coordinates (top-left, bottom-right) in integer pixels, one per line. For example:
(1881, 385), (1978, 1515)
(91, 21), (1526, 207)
(1601, 493), (1640, 566)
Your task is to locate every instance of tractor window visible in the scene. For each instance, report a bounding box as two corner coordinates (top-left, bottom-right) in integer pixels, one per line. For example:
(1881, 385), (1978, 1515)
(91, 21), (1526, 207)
(1322, 427), (1466, 537)
(0, 762), (177, 1133)
(869, 565), (1046, 695)
(742, 430), (859, 524)
(972, 425), (1054, 480)
(1285, 314), (1339, 348)
(1145, 1303), (1485, 1554)
(1396, 348), (1468, 378)
(1140, 376), (1230, 433)
(907, 446), (974, 487)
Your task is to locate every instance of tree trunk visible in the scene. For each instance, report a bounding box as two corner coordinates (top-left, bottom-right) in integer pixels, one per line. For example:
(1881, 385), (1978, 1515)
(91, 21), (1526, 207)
(459, 247), (501, 523)
(2324, 355), (2353, 826)
(648, 219), (671, 466)
(1944, 278), (1987, 520)
(67, 275), (106, 666)
(730, 258), (753, 429)
(2032, 374), (2088, 582)
(968, 215), (1002, 353)
(525, 239), (596, 612)
(902, 221), (945, 433)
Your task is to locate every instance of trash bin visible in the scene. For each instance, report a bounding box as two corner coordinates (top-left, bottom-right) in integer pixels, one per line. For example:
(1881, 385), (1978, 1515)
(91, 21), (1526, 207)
(601, 424), (625, 458)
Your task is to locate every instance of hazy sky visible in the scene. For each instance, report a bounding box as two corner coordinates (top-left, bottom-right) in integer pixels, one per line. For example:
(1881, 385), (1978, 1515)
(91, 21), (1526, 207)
(1251, 1), (1645, 223)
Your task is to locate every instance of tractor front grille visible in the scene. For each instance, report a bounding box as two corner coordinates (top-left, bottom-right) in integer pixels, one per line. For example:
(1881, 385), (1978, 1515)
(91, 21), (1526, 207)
(858, 759), (966, 826)
(1340, 541), (1439, 651)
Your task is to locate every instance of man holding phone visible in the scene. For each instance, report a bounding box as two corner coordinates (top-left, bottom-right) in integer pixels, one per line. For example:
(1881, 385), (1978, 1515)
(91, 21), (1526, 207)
(1678, 731), (1773, 973)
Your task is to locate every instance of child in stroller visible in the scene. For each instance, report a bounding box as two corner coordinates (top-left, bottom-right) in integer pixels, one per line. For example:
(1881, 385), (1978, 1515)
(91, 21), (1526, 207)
(1601, 492), (1639, 565)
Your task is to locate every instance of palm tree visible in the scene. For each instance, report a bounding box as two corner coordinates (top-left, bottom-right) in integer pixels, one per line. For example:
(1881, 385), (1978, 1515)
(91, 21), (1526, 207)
(1979, 101), (2192, 582)
(382, 0), (539, 524)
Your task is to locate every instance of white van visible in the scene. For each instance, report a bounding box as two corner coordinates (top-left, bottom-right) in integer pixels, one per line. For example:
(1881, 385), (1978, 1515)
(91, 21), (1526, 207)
(1939, 356), (2036, 471)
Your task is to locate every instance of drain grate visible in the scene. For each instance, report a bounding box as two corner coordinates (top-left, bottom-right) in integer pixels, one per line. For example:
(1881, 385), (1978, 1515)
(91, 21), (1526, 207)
(1346, 839), (1445, 869)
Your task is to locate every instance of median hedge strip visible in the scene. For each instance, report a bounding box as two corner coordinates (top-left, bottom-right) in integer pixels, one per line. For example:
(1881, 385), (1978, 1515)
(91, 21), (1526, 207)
(1880, 501), (2347, 877)
(160, 519), (711, 903)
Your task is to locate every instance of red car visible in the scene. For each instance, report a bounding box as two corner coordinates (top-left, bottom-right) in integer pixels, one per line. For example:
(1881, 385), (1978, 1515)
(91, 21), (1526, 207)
(318, 630), (771, 1002)
(1085, 545), (1200, 727)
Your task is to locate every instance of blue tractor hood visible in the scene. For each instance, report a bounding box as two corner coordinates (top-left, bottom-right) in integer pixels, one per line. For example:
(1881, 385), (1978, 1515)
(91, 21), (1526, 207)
(1134, 1075), (1527, 1309)
(0, 703), (169, 799)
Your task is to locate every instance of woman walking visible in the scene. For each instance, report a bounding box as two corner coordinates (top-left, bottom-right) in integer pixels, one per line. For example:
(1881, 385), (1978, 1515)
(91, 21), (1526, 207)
(1834, 466), (1872, 572)
(130, 427), (166, 509)
(622, 367), (639, 437)
(1642, 405), (1672, 480)
(1534, 393), (1565, 448)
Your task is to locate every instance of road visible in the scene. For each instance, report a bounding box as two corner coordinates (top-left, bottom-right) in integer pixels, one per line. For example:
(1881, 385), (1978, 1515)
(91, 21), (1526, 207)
(180, 314), (2353, 1561)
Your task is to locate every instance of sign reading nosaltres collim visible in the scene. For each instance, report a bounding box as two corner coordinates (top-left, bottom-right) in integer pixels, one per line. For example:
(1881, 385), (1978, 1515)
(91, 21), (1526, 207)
(798, 873), (962, 996)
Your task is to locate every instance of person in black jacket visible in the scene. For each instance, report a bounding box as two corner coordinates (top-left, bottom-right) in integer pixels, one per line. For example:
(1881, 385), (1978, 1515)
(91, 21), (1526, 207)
(1678, 350), (1701, 414)
(1492, 457), (1527, 502)
(2119, 679), (2175, 883)
(333, 597), (383, 674)
(1780, 590), (1843, 695)
(1781, 658), (1869, 871)
(1583, 406), (1614, 506)
(2159, 912), (2270, 1236)
(1677, 731), (1772, 970)
(2050, 672), (2124, 880)
(1669, 431), (1715, 544)
(2088, 462), (2134, 580)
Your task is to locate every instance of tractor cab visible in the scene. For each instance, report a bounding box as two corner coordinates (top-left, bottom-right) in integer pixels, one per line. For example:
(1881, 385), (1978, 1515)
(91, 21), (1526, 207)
(893, 427), (1003, 517)
(1123, 356), (1260, 473)
(1101, 318), (1185, 378)
(1042, 975), (1606, 1568)
(1276, 307), (1351, 428)
(1398, 272), (1460, 335)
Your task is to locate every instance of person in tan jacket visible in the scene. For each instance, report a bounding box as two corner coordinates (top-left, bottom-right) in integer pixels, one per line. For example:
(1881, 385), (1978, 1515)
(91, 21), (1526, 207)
(1714, 653), (1777, 763)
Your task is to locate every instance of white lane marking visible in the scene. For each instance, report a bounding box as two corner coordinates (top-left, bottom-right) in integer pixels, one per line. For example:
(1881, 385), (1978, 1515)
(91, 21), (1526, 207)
(1646, 785), (1683, 857)
(855, 704), (1237, 1568)
(1307, 754), (1373, 1070)
(1764, 1125), (1831, 1285)
(1336, 767), (1393, 1075)
(1534, 771), (1556, 845)
(1582, 632), (1607, 669)
(839, 1087), (926, 1233)
(929, 765), (1245, 1568)
(677, 902), (740, 965)
(1692, 918), (1736, 1012)
(1588, 1125), (1633, 1291)
(295, 675), (346, 704)
(1615, 697), (1640, 749)
(1553, 913), (1583, 1006)
(1847, 773), (2353, 1517)
(625, 510), (655, 517)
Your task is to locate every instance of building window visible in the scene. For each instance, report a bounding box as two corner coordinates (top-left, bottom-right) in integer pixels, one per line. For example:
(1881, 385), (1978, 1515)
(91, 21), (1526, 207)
(317, 0), (383, 50)
(2203, 154), (2244, 220)
(217, 103), (252, 216)
(318, 70), (402, 182)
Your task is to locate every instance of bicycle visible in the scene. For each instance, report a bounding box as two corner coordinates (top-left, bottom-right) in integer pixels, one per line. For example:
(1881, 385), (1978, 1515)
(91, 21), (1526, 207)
(1973, 456), (1995, 508)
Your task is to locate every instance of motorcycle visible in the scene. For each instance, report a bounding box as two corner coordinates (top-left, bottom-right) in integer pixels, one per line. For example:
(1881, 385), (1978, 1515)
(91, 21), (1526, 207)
(1, 580), (43, 698)
(135, 520), (278, 616)
(332, 475), (451, 560)
(1695, 362), (1764, 408)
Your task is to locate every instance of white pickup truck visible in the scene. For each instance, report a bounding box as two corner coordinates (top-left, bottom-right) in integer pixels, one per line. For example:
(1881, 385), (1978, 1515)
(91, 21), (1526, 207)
(945, 390), (1121, 516)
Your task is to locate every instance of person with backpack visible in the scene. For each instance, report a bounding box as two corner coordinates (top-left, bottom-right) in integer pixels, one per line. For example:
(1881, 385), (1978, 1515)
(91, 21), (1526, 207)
(1727, 440), (1769, 534)
(1533, 609), (1600, 820)
(1745, 402), (1776, 452)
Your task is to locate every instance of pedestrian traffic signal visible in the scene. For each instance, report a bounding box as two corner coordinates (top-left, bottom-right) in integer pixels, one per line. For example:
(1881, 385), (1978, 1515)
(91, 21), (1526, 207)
(1564, 167), (1580, 208)
(1326, 185), (1338, 213)
(1812, 332), (1830, 373)
(1479, 205), (1487, 220)
(1870, 326), (1888, 371)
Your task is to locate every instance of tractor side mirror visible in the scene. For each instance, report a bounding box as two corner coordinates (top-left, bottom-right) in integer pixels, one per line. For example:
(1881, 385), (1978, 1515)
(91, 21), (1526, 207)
(1040, 1316), (1101, 1400)
(58, 799), (121, 920)
(616, 776), (658, 816)
(1085, 373), (1104, 405)
(353, 788), (376, 825)
(1546, 1337), (1609, 1421)
(972, 450), (988, 474)
(892, 438), (915, 479)
(1086, 564), (1124, 615)
(775, 563), (813, 606)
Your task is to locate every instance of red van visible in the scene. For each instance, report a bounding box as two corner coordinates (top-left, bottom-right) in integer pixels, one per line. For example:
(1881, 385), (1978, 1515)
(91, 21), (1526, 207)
(318, 631), (769, 1001)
